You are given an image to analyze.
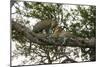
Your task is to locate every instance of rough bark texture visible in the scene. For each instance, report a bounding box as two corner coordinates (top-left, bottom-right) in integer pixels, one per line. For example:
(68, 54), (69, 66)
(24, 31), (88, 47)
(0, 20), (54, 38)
(12, 21), (96, 48)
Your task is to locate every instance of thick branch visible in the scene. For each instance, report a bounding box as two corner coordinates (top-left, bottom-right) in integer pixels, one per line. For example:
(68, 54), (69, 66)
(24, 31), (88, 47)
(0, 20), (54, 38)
(12, 21), (96, 48)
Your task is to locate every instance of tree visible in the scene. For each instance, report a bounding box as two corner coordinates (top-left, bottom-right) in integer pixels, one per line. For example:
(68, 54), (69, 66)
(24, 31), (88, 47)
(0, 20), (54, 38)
(11, 1), (96, 66)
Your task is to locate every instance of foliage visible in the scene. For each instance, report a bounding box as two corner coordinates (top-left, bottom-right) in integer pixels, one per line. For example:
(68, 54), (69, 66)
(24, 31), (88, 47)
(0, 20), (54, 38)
(11, 1), (96, 66)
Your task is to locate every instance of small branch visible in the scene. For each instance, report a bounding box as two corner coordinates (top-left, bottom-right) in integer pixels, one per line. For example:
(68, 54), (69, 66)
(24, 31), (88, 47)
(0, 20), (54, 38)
(61, 57), (77, 63)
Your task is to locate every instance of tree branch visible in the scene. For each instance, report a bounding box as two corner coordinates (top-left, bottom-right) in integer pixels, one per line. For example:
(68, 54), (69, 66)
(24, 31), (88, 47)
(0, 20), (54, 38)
(12, 21), (96, 48)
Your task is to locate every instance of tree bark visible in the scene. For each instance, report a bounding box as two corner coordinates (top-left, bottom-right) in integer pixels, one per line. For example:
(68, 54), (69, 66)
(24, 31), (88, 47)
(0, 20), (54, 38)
(12, 21), (96, 48)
